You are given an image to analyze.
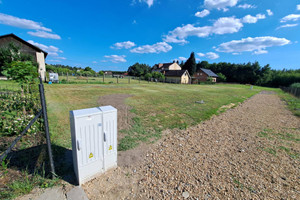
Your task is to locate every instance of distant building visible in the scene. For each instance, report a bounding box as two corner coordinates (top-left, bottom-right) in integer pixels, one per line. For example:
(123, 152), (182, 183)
(152, 62), (181, 72)
(103, 71), (113, 75)
(0, 33), (48, 81)
(164, 70), (190, 84)
(192, 68), (218, 83)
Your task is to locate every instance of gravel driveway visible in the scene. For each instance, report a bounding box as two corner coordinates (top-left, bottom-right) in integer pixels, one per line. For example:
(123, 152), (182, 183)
(83, 92), (300, 199)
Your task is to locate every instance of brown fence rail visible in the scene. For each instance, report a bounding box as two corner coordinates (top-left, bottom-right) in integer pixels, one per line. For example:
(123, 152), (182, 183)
(281, 87), (300, 98)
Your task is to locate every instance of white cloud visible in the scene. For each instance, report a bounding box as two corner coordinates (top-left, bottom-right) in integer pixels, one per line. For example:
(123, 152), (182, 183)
(253, 49), (268, 55)
(164, 13), (268, 44)
(164, 17), (245, 43)
(27, 40), (63, 56)
(277, 23), (299, 29)
(0, 13), (51, 32)
(103, 55), (127, 63)
(173, 57), (187, 62)
(238, 4), (256, 9)
(204, 0), (238, 11)
(130, 42), (172, 54)
(195, 9), (210, 18)
(197, 52), (219, 59)
(47, 60), (62, 63)
(216, 36), (291, 54)
(56, 57), (66, 60)
(27, 31), (61, 39)
(164, 24), (211, 44)
(242, 14), (266, 23)
(212, 17), (243, 34)
(178, 57), (187, 61)
(92, 61), (98, 64)
(111, 41), (136, 49)
(163, 35), (188, 44)
(280, 14), (300, 23)
(266, 9), (273, 16)
(297, 4), (300, 11)
(133, 0), (154, 8)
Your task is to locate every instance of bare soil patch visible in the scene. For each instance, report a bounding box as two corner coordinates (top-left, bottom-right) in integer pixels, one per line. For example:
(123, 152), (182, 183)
(84, 93), (300, 199)
(98, 94), (134, 132)
(98, 94), (151, 167)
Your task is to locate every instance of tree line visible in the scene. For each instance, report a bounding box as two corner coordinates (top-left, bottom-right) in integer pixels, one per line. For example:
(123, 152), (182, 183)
(127, 52), (299, 87)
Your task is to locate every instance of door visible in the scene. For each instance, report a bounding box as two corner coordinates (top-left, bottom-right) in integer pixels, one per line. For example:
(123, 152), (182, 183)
(75, 113), (104, 184)
(103, 110), (117, 170)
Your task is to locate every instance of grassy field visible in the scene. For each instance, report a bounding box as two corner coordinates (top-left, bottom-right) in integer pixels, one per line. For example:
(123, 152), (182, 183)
(44, 82), (279, 150)
(1, 80), (298, 199)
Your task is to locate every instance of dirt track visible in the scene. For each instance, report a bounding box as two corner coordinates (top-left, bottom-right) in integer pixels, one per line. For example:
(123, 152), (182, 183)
(83, 92), (300, 199)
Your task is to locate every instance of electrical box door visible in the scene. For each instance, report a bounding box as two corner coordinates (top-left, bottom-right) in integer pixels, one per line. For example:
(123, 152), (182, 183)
(70, 106), (117, 185)
(70, 108), (104, 185)
(101, 106), (118, 170)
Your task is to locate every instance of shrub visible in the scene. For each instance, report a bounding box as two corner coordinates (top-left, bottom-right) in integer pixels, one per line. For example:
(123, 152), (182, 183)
(290, 83), (300, 88)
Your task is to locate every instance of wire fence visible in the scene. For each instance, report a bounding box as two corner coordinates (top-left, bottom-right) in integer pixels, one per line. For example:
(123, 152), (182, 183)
(47, 72), (193, 85)
(0, 79), (55, 178)
(280, 86), (300, 98)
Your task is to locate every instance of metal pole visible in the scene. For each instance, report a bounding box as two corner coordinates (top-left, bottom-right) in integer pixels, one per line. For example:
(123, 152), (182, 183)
(39, 78), (56, 178)
(117, 76), (119, 84)
(103, 74), (105, 83)
(139, 77), (140, 83)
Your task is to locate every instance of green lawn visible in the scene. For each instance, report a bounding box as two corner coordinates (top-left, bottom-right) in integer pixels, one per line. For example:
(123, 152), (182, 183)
(44, 82), (278, 150)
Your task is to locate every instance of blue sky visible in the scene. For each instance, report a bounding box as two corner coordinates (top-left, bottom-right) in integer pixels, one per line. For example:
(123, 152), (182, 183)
(0, 0), (300, 71)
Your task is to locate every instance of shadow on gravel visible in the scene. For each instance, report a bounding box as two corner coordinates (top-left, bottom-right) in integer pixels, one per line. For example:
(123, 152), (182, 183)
(5, 144), (77, 185)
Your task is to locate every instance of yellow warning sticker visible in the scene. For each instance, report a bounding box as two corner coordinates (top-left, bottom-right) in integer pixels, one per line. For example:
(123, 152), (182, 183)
(89, 153), (93, 158)
(109, 145), (112, 150)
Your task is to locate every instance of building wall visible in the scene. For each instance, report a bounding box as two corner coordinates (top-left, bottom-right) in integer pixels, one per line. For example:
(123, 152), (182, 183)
(36, 52), (46, 80)
(166, 74), (190, 84)
(168, 63), (181, 70)
(193, 70), (209, 83)
(0, 36), (47, 81)
(181, 73), (190, 84)
(165, 76), (181, 83)
(0, 36), (37, 60)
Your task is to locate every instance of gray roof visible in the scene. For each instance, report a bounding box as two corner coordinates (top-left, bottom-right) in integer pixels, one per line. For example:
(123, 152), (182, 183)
(200, 68), (218, 77)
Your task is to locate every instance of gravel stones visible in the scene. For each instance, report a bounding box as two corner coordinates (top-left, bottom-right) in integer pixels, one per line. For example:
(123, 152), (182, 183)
(83, 93), (300, 199)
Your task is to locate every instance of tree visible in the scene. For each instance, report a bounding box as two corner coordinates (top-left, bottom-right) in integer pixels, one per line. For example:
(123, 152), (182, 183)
(182, 52), (196, 76)
(128, 63), (151, 77)
(151, 72), (165, 80)
(144, 73), (152, 80)
(2, 61), (38, 84)
(0, 43), (33, 75)
(196, 61), (209, 71)
(98, 71), (104, 76)
(217, 73), (226, 82)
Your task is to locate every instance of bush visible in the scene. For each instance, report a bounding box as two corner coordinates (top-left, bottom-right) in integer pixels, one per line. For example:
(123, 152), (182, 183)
(217, 73), (226, 82)
(0, 88), (41, 136)
(290, 83), (300, 88)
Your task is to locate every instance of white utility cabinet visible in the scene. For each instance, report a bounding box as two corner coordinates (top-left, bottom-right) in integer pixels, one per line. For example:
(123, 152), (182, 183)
(70, 106), (117, 185)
